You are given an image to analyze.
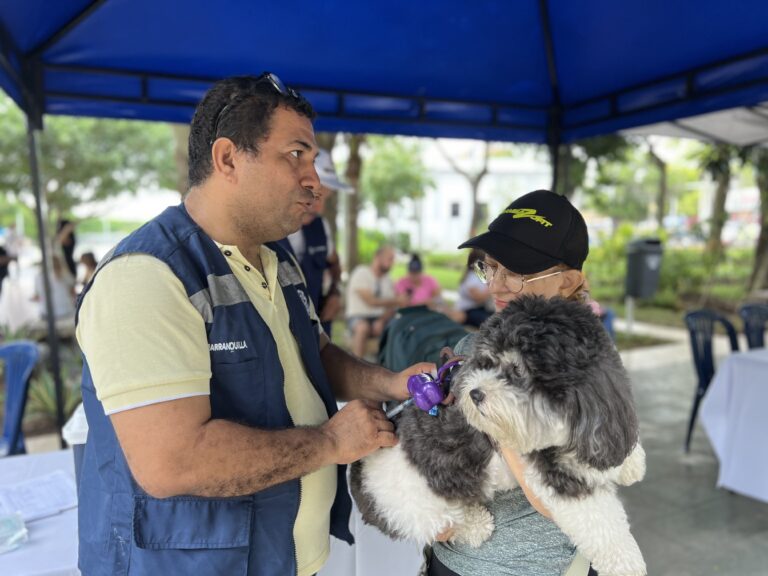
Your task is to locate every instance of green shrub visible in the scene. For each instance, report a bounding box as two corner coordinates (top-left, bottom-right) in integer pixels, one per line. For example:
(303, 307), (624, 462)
(585, 226), (754, 312)
(425, 252), (467, 270)
(356, 228), (388, 264)
(26, 347), (83, 424)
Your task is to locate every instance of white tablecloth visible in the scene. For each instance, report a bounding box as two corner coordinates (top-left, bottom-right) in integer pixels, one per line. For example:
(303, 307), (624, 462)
(700, 348), (768, 503)
(0, 450), (79, 576)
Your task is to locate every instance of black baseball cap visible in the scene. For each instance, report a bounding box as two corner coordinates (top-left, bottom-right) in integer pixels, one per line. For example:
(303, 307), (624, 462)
(458, 190), (589, 274)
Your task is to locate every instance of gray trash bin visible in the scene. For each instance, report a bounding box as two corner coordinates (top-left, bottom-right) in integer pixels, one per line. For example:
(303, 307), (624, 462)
(625, 238), (663, 299)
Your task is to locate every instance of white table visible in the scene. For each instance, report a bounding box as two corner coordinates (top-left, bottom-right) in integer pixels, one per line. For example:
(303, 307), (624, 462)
(700, 348), (768, 503)
(0, 450), (79, 576)
(0, 448), (420, 576)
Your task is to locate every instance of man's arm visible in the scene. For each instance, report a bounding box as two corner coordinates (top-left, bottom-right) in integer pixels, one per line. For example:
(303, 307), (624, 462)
(111, 394), (395, 499)
(320, 340), (434, 402)
(355, 286), (405, 309)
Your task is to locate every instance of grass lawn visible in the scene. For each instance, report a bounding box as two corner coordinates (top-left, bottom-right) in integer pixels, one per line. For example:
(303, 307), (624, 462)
(604, 301), (686, 329)
(389, 263), (463, 291)
(614, 331), (671, 351)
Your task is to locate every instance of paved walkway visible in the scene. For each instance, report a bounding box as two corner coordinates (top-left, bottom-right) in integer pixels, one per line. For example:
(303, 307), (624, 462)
(619, 337), (768, 576)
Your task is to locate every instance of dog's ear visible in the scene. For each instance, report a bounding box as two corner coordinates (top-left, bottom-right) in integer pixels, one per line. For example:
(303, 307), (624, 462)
(570, 350), (639, 470)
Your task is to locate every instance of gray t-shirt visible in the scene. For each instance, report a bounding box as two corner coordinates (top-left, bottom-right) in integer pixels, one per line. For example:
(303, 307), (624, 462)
(435, 334), (577, 576)
(432, 489), (576, 576)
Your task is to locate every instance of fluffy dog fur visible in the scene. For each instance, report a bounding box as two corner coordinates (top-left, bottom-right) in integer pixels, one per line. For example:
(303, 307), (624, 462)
(350, 296), (647, 576)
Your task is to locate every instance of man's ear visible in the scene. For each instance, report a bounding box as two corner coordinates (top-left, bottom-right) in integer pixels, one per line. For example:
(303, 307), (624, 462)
(558, 269), (584, 299)
(210, 138), (238, 182)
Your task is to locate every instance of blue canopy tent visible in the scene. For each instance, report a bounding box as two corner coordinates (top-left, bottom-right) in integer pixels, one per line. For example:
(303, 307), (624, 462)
(2, 0), (768, 438)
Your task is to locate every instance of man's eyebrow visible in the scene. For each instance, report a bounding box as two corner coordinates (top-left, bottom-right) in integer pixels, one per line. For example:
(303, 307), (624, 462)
(291, 139), (313, 150)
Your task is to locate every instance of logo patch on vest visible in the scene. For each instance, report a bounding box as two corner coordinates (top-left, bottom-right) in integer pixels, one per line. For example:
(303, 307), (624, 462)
(297, 288), (312, 316)
(503, 208), (553, 227)
(209, 340), (249, 352)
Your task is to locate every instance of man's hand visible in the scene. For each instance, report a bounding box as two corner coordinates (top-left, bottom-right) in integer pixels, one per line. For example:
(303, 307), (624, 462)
(321, 400), (397, 464)
(394, 293), (410, 308)
(319, 292), (342, 323)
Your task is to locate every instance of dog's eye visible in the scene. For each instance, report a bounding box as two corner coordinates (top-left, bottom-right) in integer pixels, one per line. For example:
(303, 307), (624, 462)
(505, 363), (523, 379)
(475, 354), (495, 371)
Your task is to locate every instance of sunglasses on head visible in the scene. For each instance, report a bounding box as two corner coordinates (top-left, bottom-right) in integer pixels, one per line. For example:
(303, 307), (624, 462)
(209, 72), (299, 145)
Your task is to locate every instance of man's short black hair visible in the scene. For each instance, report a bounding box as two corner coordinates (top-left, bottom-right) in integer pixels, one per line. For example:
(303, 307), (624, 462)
(187, 75), (316, 188)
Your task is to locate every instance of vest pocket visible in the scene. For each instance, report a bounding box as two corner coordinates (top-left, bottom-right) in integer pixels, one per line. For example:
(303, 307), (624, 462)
(210, 358), (267, 424)
(130, 496), (252, 575)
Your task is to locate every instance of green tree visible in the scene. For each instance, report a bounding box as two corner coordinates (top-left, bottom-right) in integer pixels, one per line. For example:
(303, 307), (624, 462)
(691, 143), (741, 266)
(360, 136), (433, 237)
(583, 148), (654, 226)
(554, 135), (631, 198)
(344, 134), (365, 271)
(0, 94), (176, 229)
(745, 147), (768, 293)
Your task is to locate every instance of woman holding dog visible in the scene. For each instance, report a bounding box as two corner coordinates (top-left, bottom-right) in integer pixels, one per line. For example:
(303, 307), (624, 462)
(429, 189), (598, 576)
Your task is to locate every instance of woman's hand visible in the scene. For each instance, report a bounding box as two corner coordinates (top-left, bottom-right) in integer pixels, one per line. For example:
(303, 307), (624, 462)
(390, 361), (437, 401)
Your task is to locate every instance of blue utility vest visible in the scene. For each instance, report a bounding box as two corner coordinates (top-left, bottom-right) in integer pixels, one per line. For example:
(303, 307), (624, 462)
(76, 204), (353, 576)
(278, 216), (328, 315)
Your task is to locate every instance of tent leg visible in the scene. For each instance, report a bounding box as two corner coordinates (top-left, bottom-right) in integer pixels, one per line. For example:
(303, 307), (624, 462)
(26, 120), (66, 448)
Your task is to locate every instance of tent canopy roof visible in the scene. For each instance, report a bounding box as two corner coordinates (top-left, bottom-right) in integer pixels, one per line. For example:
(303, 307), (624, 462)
(2, 0), (768, 144)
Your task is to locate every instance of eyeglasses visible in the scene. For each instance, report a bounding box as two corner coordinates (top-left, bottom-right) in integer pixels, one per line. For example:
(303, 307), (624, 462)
(209, 72), (299, 145)
(474, 260), (562, 294)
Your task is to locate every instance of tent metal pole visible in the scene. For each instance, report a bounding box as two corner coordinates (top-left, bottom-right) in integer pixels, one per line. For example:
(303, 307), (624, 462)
(539, 0), (562, 193)
(26, 120), (67, 448)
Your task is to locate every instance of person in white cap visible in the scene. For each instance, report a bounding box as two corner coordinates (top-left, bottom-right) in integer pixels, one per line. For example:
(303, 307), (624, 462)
(280, 149), (347, 337)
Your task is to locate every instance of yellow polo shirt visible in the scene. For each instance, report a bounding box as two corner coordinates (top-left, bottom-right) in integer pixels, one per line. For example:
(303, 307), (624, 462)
(76, 245), (335, 576)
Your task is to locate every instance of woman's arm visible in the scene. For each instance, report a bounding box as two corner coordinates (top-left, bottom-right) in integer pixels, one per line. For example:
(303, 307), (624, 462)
(501, 446), (552, 518)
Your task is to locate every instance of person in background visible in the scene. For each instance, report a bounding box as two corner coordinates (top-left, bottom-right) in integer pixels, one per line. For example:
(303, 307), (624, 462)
(78, 252), (98, 291)
(56, 219), (78, 278)
(0, 244), (14, 297)
(395, 253), (442, 308)
(345, 245), (407, 357)
(445, 248), (492, 327)
(33, 253), (75, 320)
(280, 149), (345, 337)
(428, 190), (600, 576)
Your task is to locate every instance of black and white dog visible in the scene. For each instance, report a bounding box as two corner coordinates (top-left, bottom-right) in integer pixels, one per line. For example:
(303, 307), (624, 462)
(350, 296), (647, 576)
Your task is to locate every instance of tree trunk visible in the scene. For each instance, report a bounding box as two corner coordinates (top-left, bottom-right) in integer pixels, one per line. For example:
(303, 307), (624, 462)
(436, 140), (489, 238)
(648, 144), (667, 231)
(172, 124), (190, 196)
(315, 132), (338, 244)
(469, 175), (483, 237)
(705, 170), (730, 266)
(344, 134), (365, 271)
(555, 145), (576, 198)
(749, 155), (768, 293)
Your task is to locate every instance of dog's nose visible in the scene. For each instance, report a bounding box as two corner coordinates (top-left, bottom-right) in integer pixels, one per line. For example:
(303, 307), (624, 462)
(469, 388), (485, 405)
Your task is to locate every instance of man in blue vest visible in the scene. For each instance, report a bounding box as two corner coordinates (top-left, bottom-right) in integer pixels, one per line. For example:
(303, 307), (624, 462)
(75, 73), (434, 576)
(280, 149), (346, 338)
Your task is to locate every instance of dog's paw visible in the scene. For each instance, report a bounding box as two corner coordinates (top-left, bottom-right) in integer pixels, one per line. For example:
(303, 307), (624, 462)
(591, 556), (647, 576)
(452, 504), (494, 548)
(618, 443), (646, 486)
(590, 539), (647, 576)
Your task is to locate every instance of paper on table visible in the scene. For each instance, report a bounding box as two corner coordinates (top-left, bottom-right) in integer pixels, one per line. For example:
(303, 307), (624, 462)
(0, 470), (77, 522)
